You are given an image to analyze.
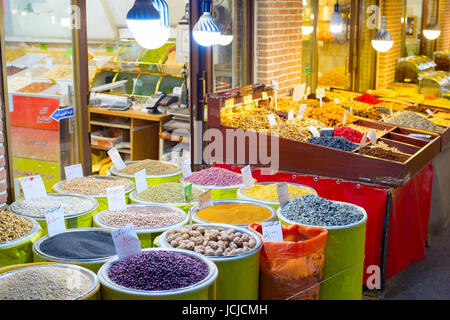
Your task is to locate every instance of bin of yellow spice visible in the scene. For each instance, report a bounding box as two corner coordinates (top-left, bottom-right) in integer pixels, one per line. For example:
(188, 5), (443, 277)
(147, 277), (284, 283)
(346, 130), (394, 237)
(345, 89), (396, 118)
(191, 199), (276, 227)
(237, 182), (318, 210)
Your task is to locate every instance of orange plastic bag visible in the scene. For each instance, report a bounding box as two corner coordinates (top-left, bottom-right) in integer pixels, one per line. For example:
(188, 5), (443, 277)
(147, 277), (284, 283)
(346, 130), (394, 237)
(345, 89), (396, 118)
(248, 223), (328, 300)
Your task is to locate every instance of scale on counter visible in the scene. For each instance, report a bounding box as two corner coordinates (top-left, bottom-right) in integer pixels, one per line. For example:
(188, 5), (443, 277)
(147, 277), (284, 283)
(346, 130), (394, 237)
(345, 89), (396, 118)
(107, 101), (130, 111)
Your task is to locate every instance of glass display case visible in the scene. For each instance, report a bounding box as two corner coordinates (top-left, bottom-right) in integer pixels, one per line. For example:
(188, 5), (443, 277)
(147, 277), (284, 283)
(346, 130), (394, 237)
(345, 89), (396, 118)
(419, 70), (450, 98)
(396, 55), (437, 84)
(434, 50), (450, 72)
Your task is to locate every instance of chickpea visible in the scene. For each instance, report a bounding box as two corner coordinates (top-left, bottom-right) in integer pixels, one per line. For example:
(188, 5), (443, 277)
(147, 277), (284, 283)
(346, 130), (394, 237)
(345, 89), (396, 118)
(187, 241), (195, 250)
(194, 237), (203, 246)
(167, 234), (175, 242)
(248, 239), (256, 248)
(205, 248), (215, 256)
(243, 242), (249, 248)
(174, 232), (181, 239)
(235, 232), (243, 238)
(235, 248), (243, 255)
(194, 246), (205, 254)
(191, 225), (199, 230)
(179, 228), (189, 235)
(242, 234), (250, 242)
(178, 243), (187, 250)
(198, 227), (206, 235)
(215, 248), (224, 256)
(170, 240), (178, 247)
(230, 243), (237, 249)
(232, 237), (240, 245)
(209, 241), (218, 250)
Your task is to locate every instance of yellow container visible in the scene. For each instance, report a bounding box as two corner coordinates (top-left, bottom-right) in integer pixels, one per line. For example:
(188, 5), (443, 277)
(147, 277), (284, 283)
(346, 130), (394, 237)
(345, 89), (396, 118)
(53, 176), (135, 212)
(179, 178), (244, 200)
(9, 194), (99, 235)
(0, 262), (100, 300)
(32, 228), (116, 273)
(0, 216), (42, 268)
(97, 248), (218, 300)
(236, 182), (318, 211)
(93, 204), (189, 248)
(158, 223), (262, 300)
(110, 161), (182, 186)
(191, 199), (277, 227)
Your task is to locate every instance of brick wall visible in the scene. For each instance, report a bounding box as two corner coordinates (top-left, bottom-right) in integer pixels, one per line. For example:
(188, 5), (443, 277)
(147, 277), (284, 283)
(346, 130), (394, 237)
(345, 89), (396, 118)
(437, 0), (450, 51)
(255, 0), (303, 95)
(376, 0), (404, 89)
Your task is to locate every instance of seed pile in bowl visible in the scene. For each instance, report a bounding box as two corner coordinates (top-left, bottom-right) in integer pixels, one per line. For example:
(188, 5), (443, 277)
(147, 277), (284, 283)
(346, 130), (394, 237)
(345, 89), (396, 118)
(108, 250), (209, 291)
(136, 182), (203, 203)
(281, 194), (364, 227)
(244, 183), (314, 202)
(101, 206), (185, 229)
(384, 110), (440, 132)
(166, 225), (257, 257)
(0, 211), (32, 243)
(0, 266), (92, 300)
(308, 136), (358, 152)
(39, 230), (116, 260)
(59, 177), (134, 195)
(184, 167), (243, 186)
(119, 159), (180, 175)
(11, 195), (97, 218)
(196, 203), (273, 225)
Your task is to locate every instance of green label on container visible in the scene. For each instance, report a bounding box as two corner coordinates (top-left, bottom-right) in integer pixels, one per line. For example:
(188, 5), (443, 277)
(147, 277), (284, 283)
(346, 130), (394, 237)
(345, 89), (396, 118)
(305, 67), (311, 74)
(183, 183), (193, 202)
(65, 49), (73, 57)
(40, 43), (48, 51)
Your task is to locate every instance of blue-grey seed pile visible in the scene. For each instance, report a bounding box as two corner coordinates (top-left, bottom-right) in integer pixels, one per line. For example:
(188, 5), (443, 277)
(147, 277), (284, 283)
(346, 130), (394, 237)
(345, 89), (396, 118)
(281, 194), (364, 227)
(40, 230), (116, 260)
(108, 251), (209, 291)
(308, 136), (358, 152)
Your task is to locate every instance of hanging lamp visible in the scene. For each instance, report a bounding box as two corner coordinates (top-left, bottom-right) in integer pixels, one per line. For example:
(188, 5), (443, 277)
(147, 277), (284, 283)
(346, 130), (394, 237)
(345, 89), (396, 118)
(126, 0), (170, 50)
(193, 0), (222, 47)
(372, 13), (393, 52)
(330, 0), (343, 34)
(423, 22), (441, 40)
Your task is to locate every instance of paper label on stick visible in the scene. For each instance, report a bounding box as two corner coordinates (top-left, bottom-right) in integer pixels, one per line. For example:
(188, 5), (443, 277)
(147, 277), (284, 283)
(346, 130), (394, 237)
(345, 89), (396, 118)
(426, 109), (434, 116)
(267, 114), (277, 127)
(107, 147), (126, 170)
(198, 189), (212, 210)
(262, 221), (284, 242)
(241, 165), (255, 190)
(18, 175), (47, 200)
(343, 110), (349, 125)
(182, 162), (192, 179)
(261, 92), (268, 100)
(334, 98), (342, 104)
(111, 223), (142, 261)
(316, 88), (325, 99)
(64, 164), (83, 181)
(277, 182), (290, 208)
(44, 206), (66, 237)
(243, 94), (252, 105)
(106, 185), (126, 211)
(297, 104), (307, 119)
(360, 133), (368, 148)
(293, 83), (306, 102)
(135, 169), (148, 194)
(368, 130), (377, 145)
(288, 109), (294, 120)
(307, 126), (321, 138)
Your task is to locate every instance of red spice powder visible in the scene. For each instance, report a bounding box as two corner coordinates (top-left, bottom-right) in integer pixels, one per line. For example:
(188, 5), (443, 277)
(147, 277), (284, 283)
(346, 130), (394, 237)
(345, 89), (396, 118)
(355, 93), (382, 105)
(333, 127), (366, 143)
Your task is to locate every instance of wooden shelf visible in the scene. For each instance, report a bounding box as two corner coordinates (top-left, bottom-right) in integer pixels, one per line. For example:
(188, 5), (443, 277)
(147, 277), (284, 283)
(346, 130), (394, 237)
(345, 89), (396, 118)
(89, 107), (171, 122)
(90, 120), (131, 129)
(91, 145), (131, 154)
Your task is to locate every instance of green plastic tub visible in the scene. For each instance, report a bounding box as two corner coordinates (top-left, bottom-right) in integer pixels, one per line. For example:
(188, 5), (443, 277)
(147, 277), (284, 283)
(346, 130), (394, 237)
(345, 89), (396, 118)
(97, 248), (218, 300)
(236, 182), (318, 211)
(0, 216), (42, 268)
(32, 228), (116, 273)
(110, 161), (182, 186)
(277, 201), (367, 300)
(93, 204), (189, 248)
(157, 223), (262, 300)
(52, 176), (135, 212)
(179, 178), (244, 200)
(9, 194), (99, 235)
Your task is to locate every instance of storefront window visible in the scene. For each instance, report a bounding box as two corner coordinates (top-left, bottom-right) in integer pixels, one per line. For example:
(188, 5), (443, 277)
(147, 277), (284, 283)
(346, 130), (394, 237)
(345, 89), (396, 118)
(301, 0), (318, 91)
(403, 0), (423, 56)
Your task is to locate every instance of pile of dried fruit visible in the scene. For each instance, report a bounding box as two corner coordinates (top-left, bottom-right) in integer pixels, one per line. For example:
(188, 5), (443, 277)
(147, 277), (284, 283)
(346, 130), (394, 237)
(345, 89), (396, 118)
(305, 102), (356, 127)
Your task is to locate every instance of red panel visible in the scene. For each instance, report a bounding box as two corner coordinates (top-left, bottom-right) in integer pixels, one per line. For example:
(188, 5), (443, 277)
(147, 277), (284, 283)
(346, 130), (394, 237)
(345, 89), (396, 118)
(10, 95), (60, 131)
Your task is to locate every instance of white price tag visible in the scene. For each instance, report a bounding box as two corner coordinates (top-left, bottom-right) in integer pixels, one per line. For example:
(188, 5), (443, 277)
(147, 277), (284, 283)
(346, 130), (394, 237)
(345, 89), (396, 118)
(343, 110), (349, 125)
(111, 223), (142, 261)
(426, 109), (434, 116)
(316, 88), (325, 99)
(267, 114), (277, 127)
(198, 189), (212, 210)
(18, 175), (47, 200)
(271, 80), (279, 90)
(241, 165), (255, 190)
(262, 221), (284, 242)
(44, 206), (66, 237)
(390, 107), (393, 116)
(360, 133), (368, 148)
(272, 80), (279, 111)
(182, 162), (192, 179)
(350, 107), (353, 114)
(135, 169), (148, 194)
(319, 98), (323, 107)
(307, 126), (321, 138)
(297, 104), (307, 119)
(288, 109), (294, 120)
(107, 147), (126, 170)
(381, 115), (388, 122)
(368, 130), (377, 145)
(106, 185), (127, 211)
(64, 164), (83, 181)
(293, 83), (306, 102)
(334, 98), (342, 104)
(277, 182), (290, 208)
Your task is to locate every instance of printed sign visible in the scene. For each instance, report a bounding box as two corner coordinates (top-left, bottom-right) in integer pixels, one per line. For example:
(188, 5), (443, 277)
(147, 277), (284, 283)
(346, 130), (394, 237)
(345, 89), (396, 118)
(111, 223), (142, 261)
(182, 162), (193, 179)
(107, 147), (126, 170)
(50, 107), (74, 122)
(293, 83), (306, 102)
(198, 189), (212, 210)
(307, 126), (321, 138)
(297, 104), (307, 119)
(106, 185), (127, 211)
(44, 206), (66, 237)
(64, 164), (83, 181)
(18, 175), (47, 200)
(267, 114), (277, 127)
(262, 221), (284, 242)
(368, 130), (377, 145)
(135, 169), (148, 194)
(288, 109), (294, 120)
(316, 88), (325, 99)
(343, 110), (349, 125)
(241, 165), (255, 190)
(261, 92), (268, 100)
(360, 133), (368, 148)
(277, 182), (290, 208)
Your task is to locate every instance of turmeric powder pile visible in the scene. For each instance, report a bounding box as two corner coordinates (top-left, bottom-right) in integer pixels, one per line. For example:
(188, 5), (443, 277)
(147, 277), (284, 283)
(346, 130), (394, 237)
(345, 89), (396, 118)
(244, 183), (314, 202)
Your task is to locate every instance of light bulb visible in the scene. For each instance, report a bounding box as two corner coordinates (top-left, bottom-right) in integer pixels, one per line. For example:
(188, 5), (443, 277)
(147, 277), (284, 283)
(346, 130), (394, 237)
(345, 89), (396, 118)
(126, 0), (168, 50)
(218, 34), (234, 46)
(302, 26), (314, 35)
(193, 1), (221, 47)
(372, 16), (393, 52)
(330, 2), (343, 34)
(423, 23), (441, 40)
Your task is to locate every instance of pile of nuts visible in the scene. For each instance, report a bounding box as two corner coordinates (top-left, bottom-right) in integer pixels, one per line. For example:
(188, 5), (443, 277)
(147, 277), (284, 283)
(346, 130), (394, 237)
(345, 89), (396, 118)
(60, 177), (134, 195)
(0, 211), (32, 243)
(166, 225), (257, 257)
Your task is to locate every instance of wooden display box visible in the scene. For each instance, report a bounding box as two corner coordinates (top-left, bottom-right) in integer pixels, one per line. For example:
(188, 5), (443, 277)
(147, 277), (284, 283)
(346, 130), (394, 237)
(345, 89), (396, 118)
(206, 85), (441, 187)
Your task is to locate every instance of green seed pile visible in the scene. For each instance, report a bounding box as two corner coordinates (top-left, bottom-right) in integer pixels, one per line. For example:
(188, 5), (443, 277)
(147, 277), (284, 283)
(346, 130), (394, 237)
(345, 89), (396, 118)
(0, 211), (32, 243)
(119, 159), (180, 175)
(136, 182), (203, 203)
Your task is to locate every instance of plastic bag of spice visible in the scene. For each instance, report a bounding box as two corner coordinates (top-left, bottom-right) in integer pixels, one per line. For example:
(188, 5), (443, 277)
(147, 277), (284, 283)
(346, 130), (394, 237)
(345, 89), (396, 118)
(248, 223), (327, 300)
